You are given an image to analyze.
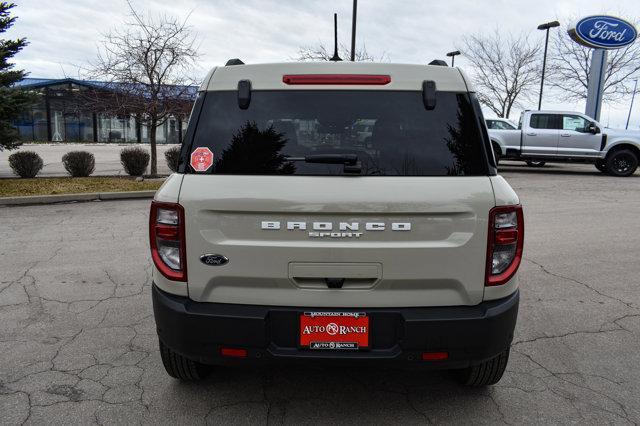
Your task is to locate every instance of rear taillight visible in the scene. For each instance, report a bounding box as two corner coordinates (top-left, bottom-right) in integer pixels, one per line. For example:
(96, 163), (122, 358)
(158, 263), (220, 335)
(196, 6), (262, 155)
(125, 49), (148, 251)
(486, 205), (524, 286)
(150, 201), (187, 282)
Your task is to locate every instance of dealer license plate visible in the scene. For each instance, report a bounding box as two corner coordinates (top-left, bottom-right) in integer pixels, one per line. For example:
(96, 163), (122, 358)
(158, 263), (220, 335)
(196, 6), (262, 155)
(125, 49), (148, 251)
(299, 312), (369, 350)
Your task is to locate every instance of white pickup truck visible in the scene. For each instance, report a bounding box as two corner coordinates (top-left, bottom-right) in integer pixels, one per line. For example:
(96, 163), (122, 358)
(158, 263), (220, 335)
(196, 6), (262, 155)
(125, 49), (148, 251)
(488, 110), (640, 176)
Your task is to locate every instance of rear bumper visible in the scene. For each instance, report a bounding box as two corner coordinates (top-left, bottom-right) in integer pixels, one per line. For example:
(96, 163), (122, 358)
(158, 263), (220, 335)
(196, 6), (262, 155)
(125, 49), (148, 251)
(152, 284), (519, 369)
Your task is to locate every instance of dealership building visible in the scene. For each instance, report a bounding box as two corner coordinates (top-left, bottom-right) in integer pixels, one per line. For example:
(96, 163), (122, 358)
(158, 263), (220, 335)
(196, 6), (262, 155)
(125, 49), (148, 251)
(13, 78), (197, 144)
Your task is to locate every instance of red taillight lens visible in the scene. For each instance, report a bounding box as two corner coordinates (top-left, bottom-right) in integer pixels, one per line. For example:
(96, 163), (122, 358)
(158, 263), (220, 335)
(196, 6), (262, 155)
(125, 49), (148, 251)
(421, 351), (449, 361)
(282, 74), (391, 85)
(150, 201), (187, 282)
(486, 205), (524, 286)
(221, 347), (248, 358)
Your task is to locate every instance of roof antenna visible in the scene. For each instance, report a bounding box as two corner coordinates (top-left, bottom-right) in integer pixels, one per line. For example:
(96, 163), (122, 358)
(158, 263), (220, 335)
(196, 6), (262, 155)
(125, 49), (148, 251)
(330, 13), (342, 61)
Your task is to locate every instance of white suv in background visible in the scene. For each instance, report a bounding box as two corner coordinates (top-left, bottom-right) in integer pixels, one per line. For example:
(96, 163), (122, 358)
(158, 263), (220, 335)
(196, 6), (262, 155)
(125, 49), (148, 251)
(150, 60), (523, 387)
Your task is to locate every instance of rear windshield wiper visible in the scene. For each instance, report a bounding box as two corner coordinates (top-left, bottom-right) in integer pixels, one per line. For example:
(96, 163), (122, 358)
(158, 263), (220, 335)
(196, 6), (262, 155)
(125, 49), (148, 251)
(285, 154), (361, 174)
(285, 154), (358, 165)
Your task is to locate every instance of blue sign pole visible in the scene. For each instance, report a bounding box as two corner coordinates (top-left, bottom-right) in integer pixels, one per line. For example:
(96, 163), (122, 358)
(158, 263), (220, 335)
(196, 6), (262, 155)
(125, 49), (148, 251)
(626, 79), (638, 129)
(585, 49), (607, 121)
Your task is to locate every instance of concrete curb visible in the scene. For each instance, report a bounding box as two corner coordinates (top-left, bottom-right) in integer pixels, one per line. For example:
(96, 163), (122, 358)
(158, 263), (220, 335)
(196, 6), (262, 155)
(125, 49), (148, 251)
(0, 190), (156, 206)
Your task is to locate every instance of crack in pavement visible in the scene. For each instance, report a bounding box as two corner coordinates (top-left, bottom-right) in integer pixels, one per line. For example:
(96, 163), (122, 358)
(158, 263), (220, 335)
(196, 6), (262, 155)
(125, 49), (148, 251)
(525, 257), (638, 310)
(511, 348), (635, 424)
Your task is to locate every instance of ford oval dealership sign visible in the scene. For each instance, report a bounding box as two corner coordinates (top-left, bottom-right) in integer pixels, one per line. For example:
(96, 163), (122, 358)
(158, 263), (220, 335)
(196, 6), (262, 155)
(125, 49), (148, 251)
(569, 16), (638, 49)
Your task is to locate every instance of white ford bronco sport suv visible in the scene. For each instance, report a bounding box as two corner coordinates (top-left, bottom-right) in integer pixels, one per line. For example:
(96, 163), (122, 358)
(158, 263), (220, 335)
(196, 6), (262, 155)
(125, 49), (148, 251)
(150, 60), (524, 387)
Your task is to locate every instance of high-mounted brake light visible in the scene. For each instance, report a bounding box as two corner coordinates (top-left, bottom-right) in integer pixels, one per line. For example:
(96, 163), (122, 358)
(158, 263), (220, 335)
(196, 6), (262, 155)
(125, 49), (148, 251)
(486, 205), (524, 286)
(282, 74), (391, 85)
(150, 201), (187, 282)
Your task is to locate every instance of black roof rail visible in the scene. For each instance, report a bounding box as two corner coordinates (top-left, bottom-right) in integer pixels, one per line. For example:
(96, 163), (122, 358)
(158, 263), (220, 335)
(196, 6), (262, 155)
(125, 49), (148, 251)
(428, 59), (448, 66)
(225, 58), (245, 66)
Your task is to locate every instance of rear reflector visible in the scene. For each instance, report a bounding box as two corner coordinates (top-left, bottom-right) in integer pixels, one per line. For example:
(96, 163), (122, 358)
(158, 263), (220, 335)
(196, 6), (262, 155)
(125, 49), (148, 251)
(494, 229), (518, 245)
(421, 352), (449, 361)
(155, 224), (179, 239)
(220, 347), (248, 358)
(282, 74), (391, 85)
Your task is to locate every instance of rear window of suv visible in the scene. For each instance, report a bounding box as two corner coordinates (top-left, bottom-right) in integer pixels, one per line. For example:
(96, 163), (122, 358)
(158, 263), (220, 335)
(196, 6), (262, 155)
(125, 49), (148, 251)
(187, 90), (489, 176)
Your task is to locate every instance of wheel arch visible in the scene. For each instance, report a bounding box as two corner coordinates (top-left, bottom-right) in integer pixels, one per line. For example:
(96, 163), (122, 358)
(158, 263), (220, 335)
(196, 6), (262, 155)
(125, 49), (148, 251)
(490, 138), (505, 155)
(605, 142), (640, 159)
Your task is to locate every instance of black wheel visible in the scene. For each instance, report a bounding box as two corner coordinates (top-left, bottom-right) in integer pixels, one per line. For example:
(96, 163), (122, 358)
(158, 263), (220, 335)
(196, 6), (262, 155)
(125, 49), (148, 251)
(159, 340), (211, 380)
(451, 348), (510, 387)
(525, 160), (546, 167)
(595, 160), (607, 173)
(605, 149), (639, 177)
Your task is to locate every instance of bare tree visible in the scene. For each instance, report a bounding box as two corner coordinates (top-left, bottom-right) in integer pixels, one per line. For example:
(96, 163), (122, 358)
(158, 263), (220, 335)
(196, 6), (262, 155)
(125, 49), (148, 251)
(86, 1), (199, 175)
(296, 43), (388, 62)
(460, 31), (540, 118)
(548, 23), (640, 101)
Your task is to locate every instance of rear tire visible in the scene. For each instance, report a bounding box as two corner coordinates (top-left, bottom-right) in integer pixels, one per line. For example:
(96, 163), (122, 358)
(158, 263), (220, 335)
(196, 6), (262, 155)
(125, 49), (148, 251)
(605, 149), (638, 177)
(451, 348), (510, 387)
(159, 340), (211, 380)
(525, 160), (546, 167)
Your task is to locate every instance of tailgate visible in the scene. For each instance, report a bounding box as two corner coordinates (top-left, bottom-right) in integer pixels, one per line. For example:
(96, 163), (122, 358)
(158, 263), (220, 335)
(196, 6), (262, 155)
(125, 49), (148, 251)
(180, 175), (494, 307)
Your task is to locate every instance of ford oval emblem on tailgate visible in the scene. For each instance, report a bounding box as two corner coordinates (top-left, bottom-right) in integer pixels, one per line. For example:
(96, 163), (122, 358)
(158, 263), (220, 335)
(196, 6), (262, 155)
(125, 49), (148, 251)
(200, 254), (228, 266)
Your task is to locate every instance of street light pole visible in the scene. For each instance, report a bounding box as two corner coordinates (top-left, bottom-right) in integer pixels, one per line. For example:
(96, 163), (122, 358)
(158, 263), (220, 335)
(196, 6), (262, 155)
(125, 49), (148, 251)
(626, 79), (638, 130)
(537, 20), (560, 110)
(446, 50), (460, 67)
(350, 0), (358, 61)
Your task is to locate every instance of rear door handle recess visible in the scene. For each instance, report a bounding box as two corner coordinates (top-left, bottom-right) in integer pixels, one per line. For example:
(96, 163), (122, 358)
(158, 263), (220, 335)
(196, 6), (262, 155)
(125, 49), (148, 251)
(561, 134), (571, 137)
(526, 132), (537, 136)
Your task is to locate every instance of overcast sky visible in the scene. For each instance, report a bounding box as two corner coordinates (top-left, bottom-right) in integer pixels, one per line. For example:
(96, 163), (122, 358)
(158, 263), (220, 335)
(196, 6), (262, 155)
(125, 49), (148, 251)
(6, 0), (640, 128)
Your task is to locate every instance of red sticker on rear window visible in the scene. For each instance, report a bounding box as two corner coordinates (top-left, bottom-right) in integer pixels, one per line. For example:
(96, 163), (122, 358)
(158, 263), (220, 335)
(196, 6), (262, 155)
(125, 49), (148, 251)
(190, 147), (214, 172)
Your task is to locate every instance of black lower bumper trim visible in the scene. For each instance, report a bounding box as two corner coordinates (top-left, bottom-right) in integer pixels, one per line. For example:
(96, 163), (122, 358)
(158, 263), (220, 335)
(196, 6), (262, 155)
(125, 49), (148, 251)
(152, 284), (519, 368)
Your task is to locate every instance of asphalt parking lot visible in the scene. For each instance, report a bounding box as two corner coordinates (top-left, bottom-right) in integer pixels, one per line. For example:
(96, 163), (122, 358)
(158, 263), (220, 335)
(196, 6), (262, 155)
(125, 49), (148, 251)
(1, 163), (639, 425)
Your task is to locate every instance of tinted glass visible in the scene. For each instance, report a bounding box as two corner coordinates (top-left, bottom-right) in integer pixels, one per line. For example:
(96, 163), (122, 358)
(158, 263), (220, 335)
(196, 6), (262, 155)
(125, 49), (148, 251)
(530, 114), (558, 129)
(188, 91), (488, 176)
(488, 120), (515, 130)
(562, 115), (589, 132)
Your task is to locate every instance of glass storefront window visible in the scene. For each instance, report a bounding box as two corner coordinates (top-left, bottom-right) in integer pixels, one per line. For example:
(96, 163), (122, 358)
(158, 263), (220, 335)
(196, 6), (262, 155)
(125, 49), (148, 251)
(155, 121), (167, 144)
(167, 118), (178, 144)
(98, 115), (109, 142)
(64, 115), (79, 142)
(124, 116), (137, 142)
(79, 114), (93, 142)
(16, 109), (35, 140)
(33, 108), (48, 141)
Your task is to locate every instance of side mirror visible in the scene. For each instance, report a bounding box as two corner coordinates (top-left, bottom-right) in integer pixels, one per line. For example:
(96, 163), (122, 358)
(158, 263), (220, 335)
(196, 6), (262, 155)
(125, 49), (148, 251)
(587, 123), (599, 134)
